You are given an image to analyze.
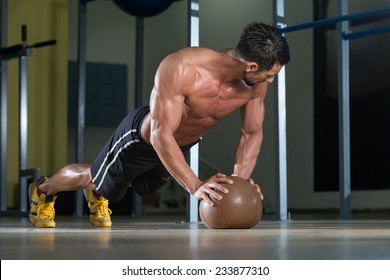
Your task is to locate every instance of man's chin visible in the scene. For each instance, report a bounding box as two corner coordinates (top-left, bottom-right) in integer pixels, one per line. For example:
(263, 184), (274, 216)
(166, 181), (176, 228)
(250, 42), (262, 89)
(244, 79), (255, 86)
(244, 79), (263, 86)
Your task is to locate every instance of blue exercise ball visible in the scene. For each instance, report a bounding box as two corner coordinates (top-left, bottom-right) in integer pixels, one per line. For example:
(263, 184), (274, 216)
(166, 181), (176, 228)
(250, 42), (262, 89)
(113, 0), (174, 17)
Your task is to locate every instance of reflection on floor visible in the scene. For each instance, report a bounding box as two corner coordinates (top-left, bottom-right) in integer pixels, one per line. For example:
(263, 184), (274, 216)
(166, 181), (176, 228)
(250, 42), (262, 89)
(1, 213), (390, 260)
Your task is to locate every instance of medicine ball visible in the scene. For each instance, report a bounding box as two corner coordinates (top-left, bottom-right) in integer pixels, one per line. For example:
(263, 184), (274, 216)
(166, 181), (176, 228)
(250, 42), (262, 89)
(199, 176), (263, 229)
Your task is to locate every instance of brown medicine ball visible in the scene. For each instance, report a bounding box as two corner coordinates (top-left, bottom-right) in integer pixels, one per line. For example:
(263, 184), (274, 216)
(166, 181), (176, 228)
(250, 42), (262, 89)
(199, 176), (263, 229)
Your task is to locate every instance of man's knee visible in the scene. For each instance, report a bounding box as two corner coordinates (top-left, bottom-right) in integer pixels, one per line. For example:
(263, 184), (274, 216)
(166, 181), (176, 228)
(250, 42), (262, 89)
(132, 176), (170, 197)
(105, 187), (128, 202)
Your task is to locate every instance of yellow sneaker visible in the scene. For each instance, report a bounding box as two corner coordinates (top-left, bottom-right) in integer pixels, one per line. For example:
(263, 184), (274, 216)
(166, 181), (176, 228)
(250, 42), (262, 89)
(29, 178), (57, 228)
(83, 189), (112, 227)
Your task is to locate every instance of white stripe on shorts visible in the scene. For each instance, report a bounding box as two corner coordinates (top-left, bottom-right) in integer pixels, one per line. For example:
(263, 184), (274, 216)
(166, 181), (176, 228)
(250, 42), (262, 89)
(93, 129), (139, 190)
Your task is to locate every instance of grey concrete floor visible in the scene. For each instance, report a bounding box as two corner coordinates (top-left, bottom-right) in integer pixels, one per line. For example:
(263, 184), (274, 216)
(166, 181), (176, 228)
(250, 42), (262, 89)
(1, 215), (390, 260)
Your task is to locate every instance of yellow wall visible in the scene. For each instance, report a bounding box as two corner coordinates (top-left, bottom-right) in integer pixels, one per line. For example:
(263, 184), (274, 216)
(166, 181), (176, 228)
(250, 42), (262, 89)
(6, 0), (68, 207)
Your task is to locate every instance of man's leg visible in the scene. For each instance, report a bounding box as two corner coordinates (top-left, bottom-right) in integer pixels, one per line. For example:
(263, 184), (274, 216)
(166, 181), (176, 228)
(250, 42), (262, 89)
(38, 163), (95, 195)
(132, 165), (171, 197)
(29, 163), (111, 227)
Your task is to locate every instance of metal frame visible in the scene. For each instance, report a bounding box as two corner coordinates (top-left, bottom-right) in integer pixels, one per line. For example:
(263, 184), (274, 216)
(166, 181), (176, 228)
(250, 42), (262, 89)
(17, 25), (40, 213)
(75, 0), (88, 217)
(0, 22), (55, 214)
(337, 0), (351, 219)
(275, 0), (390, 220)
(0, 0), (8, 214)
(342, 26), (390, 40)
(273, 0), (289, 221)
(280, 6), (390, 34)
(187, 0), (199, 223)
(133, 16), (145, 217)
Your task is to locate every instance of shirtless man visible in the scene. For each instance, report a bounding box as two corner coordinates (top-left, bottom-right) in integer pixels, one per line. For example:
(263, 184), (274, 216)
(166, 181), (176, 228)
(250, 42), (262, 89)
(29, 22), (290, 227)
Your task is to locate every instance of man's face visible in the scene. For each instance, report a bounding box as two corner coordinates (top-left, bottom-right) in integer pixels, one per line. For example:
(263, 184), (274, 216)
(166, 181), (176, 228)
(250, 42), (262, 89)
(244, 63), (283, 86)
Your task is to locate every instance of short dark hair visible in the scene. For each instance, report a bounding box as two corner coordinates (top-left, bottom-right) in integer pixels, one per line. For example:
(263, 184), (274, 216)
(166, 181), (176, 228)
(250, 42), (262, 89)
(237, 22), (290, 71)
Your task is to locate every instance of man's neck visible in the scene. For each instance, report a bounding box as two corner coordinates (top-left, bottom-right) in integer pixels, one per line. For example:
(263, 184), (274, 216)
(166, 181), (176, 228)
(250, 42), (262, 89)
(227, 48), (245, 62)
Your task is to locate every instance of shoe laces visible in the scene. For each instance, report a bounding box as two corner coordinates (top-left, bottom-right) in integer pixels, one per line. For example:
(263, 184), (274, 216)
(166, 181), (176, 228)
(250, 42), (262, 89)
(37, 201), (56, 220)
(89, 197), (112, 218)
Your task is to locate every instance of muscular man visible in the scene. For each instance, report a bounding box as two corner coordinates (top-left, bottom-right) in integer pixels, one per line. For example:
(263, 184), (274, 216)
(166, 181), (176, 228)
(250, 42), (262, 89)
(29, 22), (290, 227)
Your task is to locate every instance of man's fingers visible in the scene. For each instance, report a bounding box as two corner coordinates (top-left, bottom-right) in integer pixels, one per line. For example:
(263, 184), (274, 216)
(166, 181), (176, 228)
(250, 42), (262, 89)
(199, 183), (230, 206)
(201, 189), (221, 206)
(208, 182), (229, 194)
(203, 184), (224, 199)
(194, 179), (232, 205)
(215, 172), (226, 178)
(255, 186), (264, 200)
(210, 173), (230, 182)
(247, 178), (264, 200)
(201, 192), (214, 206)
(212, 176), (233, 186)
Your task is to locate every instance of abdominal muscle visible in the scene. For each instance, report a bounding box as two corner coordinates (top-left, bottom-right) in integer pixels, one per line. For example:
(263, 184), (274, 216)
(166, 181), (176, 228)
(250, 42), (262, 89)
(140, 111), (220, 147)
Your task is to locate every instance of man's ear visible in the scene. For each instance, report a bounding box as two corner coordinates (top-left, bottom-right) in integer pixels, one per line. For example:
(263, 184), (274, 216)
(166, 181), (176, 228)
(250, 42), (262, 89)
(245, 62), (259, 73)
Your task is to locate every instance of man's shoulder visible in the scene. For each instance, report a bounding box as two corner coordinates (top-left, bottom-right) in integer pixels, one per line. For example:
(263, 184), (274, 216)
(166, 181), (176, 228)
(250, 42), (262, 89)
(159, 47), (220, 71)
(169, 47), (221, 60)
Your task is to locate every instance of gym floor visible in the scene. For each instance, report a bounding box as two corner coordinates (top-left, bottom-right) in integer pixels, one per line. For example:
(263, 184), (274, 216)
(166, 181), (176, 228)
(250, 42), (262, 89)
(1, 213), (390, 260)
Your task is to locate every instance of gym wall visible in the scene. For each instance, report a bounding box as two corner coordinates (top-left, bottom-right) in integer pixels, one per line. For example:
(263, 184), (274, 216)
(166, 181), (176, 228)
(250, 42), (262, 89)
(65, 0), (390, 213)
(6, 0), (68, 208)
(5, 0), (389, 212)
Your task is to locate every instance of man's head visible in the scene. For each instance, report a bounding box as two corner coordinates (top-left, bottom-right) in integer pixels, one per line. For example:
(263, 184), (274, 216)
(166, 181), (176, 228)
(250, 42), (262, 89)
(237, 22), (290, 72)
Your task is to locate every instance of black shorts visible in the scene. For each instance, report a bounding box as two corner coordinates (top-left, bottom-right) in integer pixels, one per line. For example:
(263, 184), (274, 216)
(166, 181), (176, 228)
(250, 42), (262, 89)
(90, 106), (199, 201)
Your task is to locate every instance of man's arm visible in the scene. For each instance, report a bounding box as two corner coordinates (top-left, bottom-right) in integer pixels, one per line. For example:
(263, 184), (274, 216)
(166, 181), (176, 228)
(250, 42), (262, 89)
(149, 57), (198, 192)
(149, 55), (229, 205)
(232, 94), (265, 179)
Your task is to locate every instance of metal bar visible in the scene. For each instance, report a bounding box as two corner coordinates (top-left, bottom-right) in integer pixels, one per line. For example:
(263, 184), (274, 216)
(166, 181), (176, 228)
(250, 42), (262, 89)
(274, 67), (288, 221)
(75, 0), (87, 217)
(342, 26), (390, 40)
(19, 25), (28, 213)
(337, 0), (351, 220)
(0, 0), (7, 213)
(135, 17), (144, 108)
(280, 6), (390, 33)
(187, 0), (199, 223)
(188, 0), (199, 46)
(273, 0), (288, 221)
(132, 16), (144, 218)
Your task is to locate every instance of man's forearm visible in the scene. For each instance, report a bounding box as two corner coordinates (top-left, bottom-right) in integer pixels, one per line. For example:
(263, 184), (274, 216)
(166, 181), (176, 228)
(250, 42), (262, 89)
(233, 133), (262, 179)
(151, 133), (200, 194)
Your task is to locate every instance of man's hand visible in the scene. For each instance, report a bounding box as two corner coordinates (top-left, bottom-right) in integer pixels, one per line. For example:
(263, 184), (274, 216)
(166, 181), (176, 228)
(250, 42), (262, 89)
(193, 173), (232, 206)
(247, 177), (264, 200)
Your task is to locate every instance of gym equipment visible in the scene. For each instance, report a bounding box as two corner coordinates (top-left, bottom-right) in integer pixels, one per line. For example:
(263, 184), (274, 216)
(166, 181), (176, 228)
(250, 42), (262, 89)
(276, 1), (390, 220)
(187, 0), (199, 223)
(199, 176), (263, 229)
(113, 0), (174, 17)
(0, 25), (56, 214)
(75, 0), (194, 220)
